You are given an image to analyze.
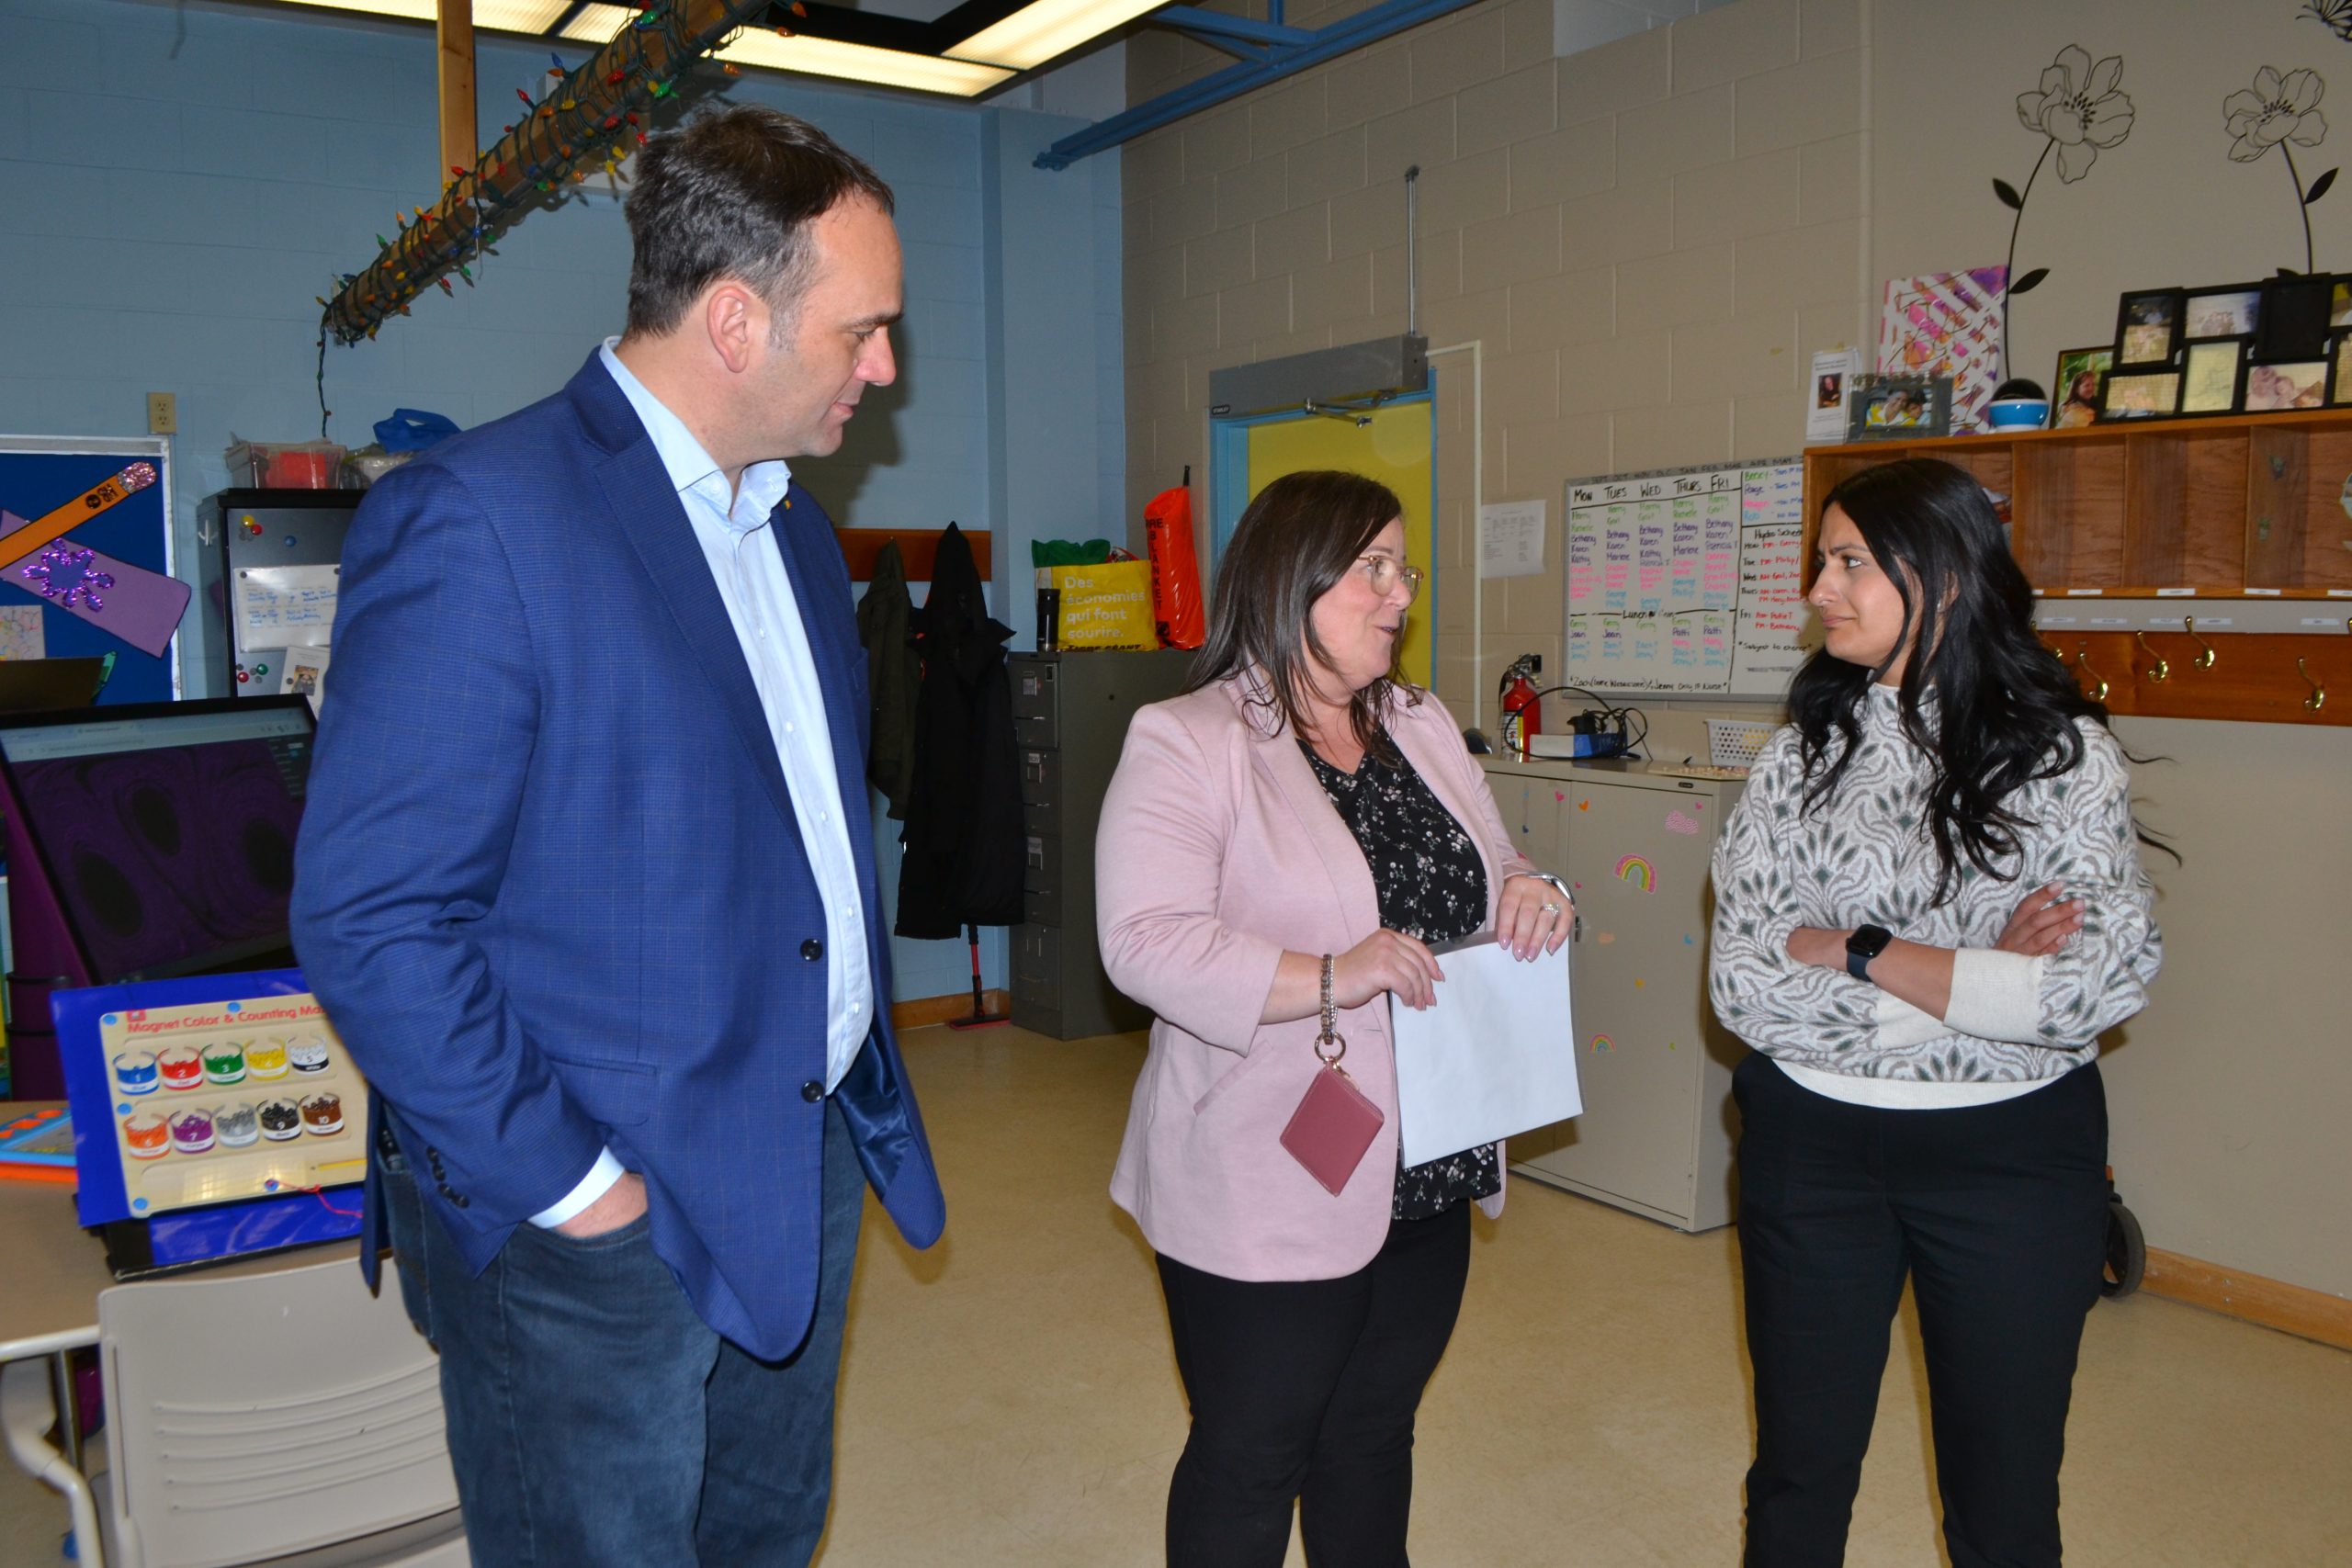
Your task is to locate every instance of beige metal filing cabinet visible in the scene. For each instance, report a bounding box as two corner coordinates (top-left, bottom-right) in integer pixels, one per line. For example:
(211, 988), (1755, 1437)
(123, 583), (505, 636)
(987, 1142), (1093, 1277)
(1480, 755), (1749, 1232)
(1009, 649), (1193, 1039)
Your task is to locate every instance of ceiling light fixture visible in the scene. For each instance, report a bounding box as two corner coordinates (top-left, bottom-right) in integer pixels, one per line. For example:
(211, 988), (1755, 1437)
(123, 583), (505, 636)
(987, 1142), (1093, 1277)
(718, 28), (1014, 96)
(558, 4), (637, 44)
(948, 0), (1166, 71)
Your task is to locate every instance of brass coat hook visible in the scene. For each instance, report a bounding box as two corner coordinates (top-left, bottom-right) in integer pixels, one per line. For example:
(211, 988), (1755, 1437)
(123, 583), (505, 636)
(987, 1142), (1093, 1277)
(2183, 615), (2217, 669)
(2075, 640), (2109, 703)
(2298, 657), (2326, 712)
(2134, 631), (2169, 682)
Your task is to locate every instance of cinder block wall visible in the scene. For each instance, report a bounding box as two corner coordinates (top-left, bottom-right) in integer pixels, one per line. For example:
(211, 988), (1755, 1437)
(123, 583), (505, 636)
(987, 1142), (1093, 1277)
(1120, 0), (1866, 720)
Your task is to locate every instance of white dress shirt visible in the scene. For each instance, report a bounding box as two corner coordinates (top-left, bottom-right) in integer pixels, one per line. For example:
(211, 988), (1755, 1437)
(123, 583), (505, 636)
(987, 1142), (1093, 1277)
(530, 343), (875, 1228)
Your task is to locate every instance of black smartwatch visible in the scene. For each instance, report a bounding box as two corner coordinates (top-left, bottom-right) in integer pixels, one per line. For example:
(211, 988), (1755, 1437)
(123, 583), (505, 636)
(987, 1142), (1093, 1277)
(1845, 923), (1894, 981)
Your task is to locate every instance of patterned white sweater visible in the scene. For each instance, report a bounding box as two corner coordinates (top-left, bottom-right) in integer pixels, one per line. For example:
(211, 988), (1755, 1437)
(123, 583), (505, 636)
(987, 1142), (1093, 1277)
(1709, 684), (2162, 1085)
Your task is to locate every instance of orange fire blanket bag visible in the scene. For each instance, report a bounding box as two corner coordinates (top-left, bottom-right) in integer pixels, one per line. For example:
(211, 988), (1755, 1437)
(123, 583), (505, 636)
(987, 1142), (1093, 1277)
(1143, 482), (1205, 651)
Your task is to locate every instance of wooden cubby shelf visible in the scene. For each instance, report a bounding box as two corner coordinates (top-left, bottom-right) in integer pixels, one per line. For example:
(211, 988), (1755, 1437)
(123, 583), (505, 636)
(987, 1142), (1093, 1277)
(1803, 412), (2352, 727)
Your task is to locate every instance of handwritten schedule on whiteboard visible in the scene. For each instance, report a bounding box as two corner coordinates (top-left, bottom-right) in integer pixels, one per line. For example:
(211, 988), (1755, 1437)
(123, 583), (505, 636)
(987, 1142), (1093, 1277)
(1565, 457), (1818, 696)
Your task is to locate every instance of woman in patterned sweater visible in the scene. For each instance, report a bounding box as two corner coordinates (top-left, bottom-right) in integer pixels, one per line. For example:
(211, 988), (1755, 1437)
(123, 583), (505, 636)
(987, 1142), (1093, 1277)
(1711, 457), (2163, 1568)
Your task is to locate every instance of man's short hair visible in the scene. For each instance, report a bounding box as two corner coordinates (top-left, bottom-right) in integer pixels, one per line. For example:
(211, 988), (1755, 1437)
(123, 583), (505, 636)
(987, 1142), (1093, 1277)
(623, 105), (894, 339)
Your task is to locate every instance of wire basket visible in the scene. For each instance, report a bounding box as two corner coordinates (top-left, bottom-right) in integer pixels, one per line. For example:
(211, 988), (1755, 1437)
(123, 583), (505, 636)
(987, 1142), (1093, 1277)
(1706, 718), (1777, 770)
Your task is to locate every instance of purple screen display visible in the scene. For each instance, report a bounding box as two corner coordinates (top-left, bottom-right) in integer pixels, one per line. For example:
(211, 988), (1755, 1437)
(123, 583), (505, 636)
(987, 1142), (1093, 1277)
(14, 738), (307, 981)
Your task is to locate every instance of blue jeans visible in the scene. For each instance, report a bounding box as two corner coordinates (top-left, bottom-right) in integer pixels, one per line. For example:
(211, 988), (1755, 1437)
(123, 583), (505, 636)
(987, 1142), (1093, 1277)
(380, 1097), (865, 1567)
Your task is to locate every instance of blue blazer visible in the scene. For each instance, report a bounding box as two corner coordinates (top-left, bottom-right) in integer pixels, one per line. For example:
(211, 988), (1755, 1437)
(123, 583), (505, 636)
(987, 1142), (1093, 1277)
(290, 353), (944, 1360)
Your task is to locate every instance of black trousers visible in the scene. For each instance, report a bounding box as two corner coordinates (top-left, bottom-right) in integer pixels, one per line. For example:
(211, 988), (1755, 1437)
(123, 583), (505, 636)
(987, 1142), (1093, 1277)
(1734, 1054), (2109, 1568)
(1155, 1201), (1472, 1568)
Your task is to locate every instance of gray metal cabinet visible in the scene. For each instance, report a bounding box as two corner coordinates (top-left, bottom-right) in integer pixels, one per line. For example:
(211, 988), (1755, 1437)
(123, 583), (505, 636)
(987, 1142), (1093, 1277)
(1480, 756), (1748, 1232)
(1009, 649), (1193, 1039)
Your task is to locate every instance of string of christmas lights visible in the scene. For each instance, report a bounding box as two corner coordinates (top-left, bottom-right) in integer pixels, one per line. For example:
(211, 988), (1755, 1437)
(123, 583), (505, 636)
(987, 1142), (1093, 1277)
(317, 0), (788, 350)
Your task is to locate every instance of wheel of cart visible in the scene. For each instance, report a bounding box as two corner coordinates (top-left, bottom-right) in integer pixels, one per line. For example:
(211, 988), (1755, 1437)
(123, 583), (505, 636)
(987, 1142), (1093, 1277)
(2101, 1168), (2145, 1300)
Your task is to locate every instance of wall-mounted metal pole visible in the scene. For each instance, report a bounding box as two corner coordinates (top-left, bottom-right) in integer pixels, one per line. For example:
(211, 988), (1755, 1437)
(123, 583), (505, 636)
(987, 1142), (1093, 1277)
(1405, 164), (1419, 336)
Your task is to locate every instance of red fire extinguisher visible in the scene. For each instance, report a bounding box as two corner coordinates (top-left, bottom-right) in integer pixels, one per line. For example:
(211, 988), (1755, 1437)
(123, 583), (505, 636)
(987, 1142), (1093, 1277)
(1501, 659), (1542, 759)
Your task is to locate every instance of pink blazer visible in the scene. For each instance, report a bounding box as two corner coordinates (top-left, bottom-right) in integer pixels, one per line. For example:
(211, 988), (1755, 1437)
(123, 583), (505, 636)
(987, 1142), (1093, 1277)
(1097, 675), (1537, 1281)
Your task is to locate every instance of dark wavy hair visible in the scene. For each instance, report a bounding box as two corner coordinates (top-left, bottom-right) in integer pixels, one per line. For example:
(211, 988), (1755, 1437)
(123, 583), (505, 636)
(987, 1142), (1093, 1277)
(623, 105), (893, 338)
(1792, 457), (2120, 904)
(1186, 469), (1420, 761)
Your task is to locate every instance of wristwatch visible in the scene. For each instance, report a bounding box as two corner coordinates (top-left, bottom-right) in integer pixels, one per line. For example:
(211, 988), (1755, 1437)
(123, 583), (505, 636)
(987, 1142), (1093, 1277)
(1845, 923), (1894, 981)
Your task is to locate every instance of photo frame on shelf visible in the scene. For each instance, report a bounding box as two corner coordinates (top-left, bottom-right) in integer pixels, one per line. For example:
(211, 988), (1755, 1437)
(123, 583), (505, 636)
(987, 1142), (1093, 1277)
(1846, 374), (1951, 439)
(2332, 336), (2352, 406)
(2254, 274), (2335, 361)
(2180, 338), (2246, 414)
(2099, 367), (2181, 420)
(2050, 345), (2113, 428)
(2115, 288), (2185, 366)
(2184, 286), (2263, 340)
(2244, 358), (2328, 412)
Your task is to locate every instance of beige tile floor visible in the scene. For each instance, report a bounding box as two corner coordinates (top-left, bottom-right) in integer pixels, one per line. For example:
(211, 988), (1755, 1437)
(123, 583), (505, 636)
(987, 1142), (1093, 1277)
(7, 1023), (2349, 1566)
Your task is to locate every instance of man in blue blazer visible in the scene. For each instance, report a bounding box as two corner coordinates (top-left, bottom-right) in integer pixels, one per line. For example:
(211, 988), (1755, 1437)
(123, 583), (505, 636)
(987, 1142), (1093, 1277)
(289, 106), (943, 1565)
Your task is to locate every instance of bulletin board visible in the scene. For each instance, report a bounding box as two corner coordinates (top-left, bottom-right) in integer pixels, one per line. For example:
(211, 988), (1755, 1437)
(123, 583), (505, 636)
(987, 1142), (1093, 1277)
(0, 436), (186, 704)
(1562, 457), (1818, 698)
(1212, 398), (1437, 691)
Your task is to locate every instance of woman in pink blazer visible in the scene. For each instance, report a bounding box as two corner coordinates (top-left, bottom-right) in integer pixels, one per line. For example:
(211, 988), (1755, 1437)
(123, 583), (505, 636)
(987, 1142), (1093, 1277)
(1098, 470), (1573, 1567)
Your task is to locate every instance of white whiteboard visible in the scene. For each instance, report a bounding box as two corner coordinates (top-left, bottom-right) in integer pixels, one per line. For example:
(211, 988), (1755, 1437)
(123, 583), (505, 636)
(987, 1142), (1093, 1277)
(1563, 457), (1819, 697)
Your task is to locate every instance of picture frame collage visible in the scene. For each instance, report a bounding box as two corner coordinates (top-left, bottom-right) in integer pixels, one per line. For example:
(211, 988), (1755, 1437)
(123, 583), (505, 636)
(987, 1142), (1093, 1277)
(2085, 274), (2352, 422)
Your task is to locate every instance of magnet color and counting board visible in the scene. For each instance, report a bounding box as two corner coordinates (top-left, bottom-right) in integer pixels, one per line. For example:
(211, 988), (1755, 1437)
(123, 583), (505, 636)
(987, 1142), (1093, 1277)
(54, 971), (370, 1229)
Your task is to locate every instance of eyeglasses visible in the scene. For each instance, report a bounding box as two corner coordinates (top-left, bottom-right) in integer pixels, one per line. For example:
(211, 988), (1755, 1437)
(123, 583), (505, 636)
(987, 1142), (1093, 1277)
(1355, 555), (1425, 600)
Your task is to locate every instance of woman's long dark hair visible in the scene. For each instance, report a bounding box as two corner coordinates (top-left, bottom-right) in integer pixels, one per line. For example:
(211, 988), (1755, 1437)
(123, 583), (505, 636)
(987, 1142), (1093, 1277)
(1792, 457), (2118, 904)
(1186, 469), (1420, 760)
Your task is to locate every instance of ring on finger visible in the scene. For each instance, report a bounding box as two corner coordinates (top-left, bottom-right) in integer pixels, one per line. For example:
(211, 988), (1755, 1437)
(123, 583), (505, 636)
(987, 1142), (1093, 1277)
(1541, 900), (1562, 916)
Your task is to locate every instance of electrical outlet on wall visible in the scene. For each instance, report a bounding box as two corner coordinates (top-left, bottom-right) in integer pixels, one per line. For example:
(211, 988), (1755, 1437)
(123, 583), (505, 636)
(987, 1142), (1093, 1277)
(146, 392), (176, 434)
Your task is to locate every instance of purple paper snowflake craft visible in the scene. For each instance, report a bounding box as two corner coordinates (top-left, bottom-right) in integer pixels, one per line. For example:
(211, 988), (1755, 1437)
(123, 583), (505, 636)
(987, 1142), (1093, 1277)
(23, 544), (115, 611)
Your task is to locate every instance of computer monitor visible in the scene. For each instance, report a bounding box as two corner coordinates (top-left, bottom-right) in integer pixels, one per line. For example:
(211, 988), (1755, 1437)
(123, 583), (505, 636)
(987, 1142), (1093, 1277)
(0, 696), (315, 986)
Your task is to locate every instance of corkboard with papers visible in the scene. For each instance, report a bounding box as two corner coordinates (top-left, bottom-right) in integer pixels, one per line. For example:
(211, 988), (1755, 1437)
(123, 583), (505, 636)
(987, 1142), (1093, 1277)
(1562, 457), (1819, 698)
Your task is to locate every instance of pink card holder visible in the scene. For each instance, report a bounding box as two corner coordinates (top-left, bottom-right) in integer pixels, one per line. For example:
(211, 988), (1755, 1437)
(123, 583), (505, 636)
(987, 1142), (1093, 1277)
(1279, 1059), (1385, 1196)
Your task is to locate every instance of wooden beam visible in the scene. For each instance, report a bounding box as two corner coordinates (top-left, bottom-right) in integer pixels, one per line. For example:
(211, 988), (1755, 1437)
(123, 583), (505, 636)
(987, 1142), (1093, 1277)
(2140, 1248), (2352, 1351)
(435, 0), (475, 187)
(890, 989), (1012, 1032)
(835, 527), (992, 583)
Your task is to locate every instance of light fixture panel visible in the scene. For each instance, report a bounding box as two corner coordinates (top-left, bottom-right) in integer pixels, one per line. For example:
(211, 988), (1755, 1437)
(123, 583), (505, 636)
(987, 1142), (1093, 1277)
(949, 0), (1166, 70)
(558, 3), (636, 42)
(719, 29), (1015, 96)
(257, 1), (579, 29)
(472, 0), (572, 31)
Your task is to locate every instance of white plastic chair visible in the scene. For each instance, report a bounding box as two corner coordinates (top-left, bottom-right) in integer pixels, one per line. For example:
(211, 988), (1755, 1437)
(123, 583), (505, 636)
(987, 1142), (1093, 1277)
(0, 1355), (106, 1564)
(93, 1255), (469, 1568)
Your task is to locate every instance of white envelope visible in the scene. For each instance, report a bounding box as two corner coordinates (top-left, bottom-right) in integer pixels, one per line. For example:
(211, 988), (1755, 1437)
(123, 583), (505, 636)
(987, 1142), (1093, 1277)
(1389, 932), (1581, 1168)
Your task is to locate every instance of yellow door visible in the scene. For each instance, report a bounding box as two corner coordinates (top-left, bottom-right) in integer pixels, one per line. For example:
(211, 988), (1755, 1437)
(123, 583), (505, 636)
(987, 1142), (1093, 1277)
(1241, 400), (1435, 689)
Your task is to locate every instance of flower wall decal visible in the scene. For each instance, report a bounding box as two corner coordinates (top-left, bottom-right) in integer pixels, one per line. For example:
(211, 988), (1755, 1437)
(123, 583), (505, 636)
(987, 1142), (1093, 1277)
(2224, 66), (2335, 274)
(2301, 1), (2352, 44)
(2016, 45), (2136, 183)
(1996, 45), (2134, 379)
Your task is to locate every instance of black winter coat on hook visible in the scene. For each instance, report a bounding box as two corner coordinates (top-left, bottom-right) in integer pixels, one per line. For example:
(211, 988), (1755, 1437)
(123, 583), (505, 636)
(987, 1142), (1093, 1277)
(892, 522), (1023, 938)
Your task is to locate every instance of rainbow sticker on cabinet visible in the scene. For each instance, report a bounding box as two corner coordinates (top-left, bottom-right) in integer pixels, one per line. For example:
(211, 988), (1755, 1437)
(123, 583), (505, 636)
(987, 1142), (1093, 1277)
(1589, 1034), (1615, 1054)
(1615, 854), (1656, 891)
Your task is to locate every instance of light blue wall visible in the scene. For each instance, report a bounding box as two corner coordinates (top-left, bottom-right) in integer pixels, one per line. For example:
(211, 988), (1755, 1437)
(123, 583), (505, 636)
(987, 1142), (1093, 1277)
(979, 107), (1126, 650)
(0, 0), (1124, 1003)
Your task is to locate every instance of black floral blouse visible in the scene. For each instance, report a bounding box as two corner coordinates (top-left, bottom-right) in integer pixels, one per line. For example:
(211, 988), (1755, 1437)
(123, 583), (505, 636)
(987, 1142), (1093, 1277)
(1301, 731), (1501, 1219)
